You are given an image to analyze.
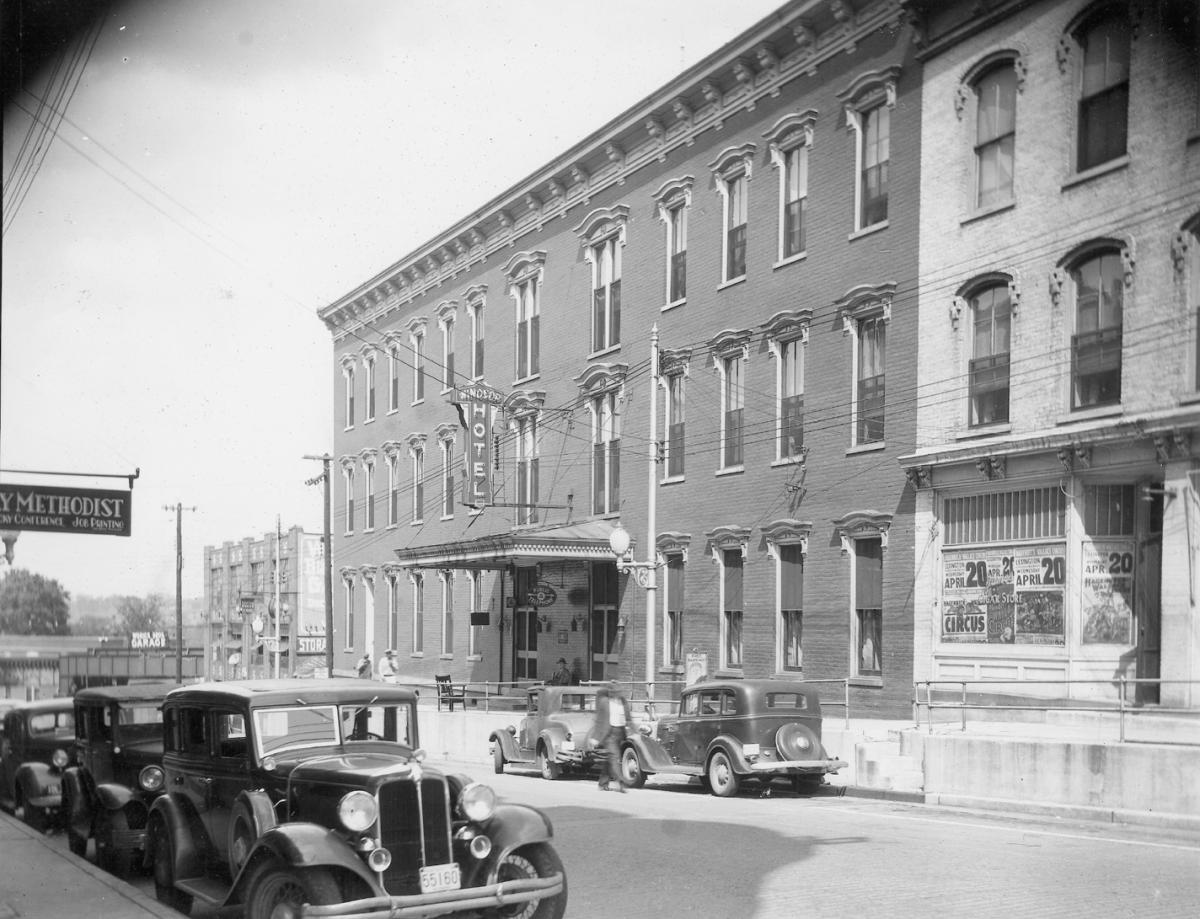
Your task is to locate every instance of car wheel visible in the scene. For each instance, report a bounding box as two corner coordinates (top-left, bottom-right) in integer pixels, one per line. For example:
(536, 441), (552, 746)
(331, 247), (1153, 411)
(791, 774), (824, 795)
(619, 747), (646, 789)
(706, 750), (740, 798)
(245, 859), (340, 919)
(97, 811), (135, 877)
(150, 817), (194, 914)
(493, 742), (506, 775)
(21, 794), (46, 834)
(483, 843), (567, 919)
(536, 745), (560, 781)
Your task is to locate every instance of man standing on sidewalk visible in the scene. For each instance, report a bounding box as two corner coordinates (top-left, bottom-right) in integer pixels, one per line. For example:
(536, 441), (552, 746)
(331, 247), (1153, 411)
(591, 682), (633, 792)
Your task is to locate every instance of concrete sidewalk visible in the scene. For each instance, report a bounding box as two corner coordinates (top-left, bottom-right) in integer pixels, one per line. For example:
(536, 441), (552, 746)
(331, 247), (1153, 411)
(0, 809), (174, 919)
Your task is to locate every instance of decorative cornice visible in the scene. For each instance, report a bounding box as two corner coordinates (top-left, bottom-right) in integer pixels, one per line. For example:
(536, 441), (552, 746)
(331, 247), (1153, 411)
(761, 519), (812, 558)
(832, 511), (892, 555)
(706, 327), (754, 358)
(574, 363), (628, 396)
(656, 531), (692, 564)
(705, 525), (751, 561)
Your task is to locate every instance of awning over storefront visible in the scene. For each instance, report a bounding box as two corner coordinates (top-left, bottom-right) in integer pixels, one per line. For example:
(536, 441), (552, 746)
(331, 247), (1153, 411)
(393, 520), (620, 570)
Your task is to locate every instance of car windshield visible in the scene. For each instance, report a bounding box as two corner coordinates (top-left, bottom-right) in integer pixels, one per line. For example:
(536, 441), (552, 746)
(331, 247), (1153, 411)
(29, 711), (73, 734)
(255, 705), (339, 756)
(558, 693), (596, 713)
(340, 703), (413, 745)
(115, 704), (163, 742)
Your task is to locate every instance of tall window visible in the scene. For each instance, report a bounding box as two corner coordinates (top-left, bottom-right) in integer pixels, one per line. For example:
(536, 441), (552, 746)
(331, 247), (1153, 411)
(411, 444), (425, 522)
(780, 337), (804, 459)
(410, 573), (424, 654)
(440, 571), (454, 657)
(723, 172), (748, 281)
(856, 316), (886, 444)
(386, 574), (398, 651)
(591, 392), (620, 515)
(364, 352), (376, 421)
(975, 63), (1016, 208)
(666, 372), (685, 478)
(1071, 250), (1123, 409)
(344, 578), (356, 649)
(343, 364), (355, 428)
(855, 538), (883, 677)
(591, 236), (621, 352)
(516, 415), (539, 525)
(666, 554), (684, 667)
(780, 543), (804, 671)
(722, 549), (743, 669)
(412, 331), (426, 403)
(782, 145), (808, 258)
(388, 343), (401, 412)
(720, 353), (745, 468)
(859, 104), (889, 228)
(1077, 12), (1129, 172)
(668, 203), (687, 303)
(441, 315), (455, 391)
(343, 464), (355, 533)
(469, 299), (484, 379)
(969, 284), (1011, 426)
(440, 438), (455, 519)
(363, 458), (375, 530)
(516, 276), (539, 380)
(386, 451), (399, 527)
(1190, 226), (1200, 390)
(468, 571), (482, 657)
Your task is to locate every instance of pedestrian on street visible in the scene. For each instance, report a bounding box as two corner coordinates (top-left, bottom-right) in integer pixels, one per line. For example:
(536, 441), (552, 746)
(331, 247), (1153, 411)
(591, 682), (633, 792)
(378, 649), (398, 683)
(356, 653), (372, 680)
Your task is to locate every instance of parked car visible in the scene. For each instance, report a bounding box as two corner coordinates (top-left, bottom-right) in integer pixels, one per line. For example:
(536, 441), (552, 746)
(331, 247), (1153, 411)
(62, 683), (172, 876)
(0, 698), (75, 830)
(489, 684), (604, 780)
(620, 679), (847, 797)
(148, 679), (566, 919)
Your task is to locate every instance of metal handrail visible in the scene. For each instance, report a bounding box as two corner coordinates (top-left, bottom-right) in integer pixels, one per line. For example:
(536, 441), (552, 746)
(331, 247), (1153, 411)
(912, 677), (1200, 742)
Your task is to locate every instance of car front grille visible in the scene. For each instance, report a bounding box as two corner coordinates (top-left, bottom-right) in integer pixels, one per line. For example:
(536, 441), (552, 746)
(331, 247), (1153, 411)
(377, 773), (454, 895)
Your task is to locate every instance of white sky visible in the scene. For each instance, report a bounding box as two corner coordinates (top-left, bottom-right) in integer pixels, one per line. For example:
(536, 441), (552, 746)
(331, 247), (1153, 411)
(1, 0), (786, 603)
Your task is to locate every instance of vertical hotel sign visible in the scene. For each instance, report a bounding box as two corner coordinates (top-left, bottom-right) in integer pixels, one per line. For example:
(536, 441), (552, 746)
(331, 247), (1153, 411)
(454, 383), (505, 507)
(0, 483), (132, 536)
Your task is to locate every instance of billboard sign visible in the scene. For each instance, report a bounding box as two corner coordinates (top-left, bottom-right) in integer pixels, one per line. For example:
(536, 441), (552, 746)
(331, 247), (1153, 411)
(0, 482), (132, 537)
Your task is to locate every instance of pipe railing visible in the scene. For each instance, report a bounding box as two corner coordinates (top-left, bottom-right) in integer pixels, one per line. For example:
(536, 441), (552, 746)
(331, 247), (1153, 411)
(913, 677), (1200, 742)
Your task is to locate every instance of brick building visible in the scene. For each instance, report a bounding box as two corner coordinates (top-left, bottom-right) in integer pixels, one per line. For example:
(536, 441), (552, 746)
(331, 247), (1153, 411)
(202, 526), (326, 680)
(902, 0), (1200, 705)
(318, 0), (921, 716)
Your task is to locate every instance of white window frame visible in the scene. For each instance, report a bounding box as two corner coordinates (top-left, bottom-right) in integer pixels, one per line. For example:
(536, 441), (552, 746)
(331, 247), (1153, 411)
(465, 285), (486, 381)
(362, 348), (377, 423)
(439, 431), (456, 520)
(411, 329), (426, 404)
(409, 572), (424, 656)
(437, 302), (457, 394)
(706, 529), (749, 672)
(575, 206), (629, 357)
(342, 571), (356, 651)
(965, 56), (1020, 212)
(515, 413), (540, 526)
(467, 571), (483, 659)
(386, 336), (402, 413)
(653, 176), (693, 310)
(663, 362), (688, 482)
(838, 285), (894, 450)
(765, 111), (816, 266)
(384, 443), (401, 528)
(409, 439), (426, 524)
(340, 457), (356, 534)
(341, 357), (356, 430)
(361, 450), (377, 532)
(709, 145), (755, 287)
(439, 569), (454, 658)
(386, 570), (399, 651)
(838, 68), (899, 236)
(504, 251), (546, 384)
(708, 331), (751, 474)
(768, 326), (808, 463)
(590, 391), (620, 515)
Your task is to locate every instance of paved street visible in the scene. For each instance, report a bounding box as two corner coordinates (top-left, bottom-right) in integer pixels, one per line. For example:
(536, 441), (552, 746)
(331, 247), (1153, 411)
(25, 756), (1200, 919)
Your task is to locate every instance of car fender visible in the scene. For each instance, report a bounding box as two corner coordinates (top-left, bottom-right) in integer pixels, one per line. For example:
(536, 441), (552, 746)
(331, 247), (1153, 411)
(229, 823), (378, 903)
(537, 727), (575, 761)
(94, 782), (135, 812)
(489, 728), (521, 761)
(62, 768), (95, 837)
(147, 793), (205, 880)
(705, 736), (754, 774)
(465, 803), (554, 887)
(15, 762), (57, 799)
(623, 732), (673, 773)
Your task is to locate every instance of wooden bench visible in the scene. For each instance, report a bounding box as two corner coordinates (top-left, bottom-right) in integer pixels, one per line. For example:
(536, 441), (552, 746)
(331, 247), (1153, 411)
(435, 674), (466, 711)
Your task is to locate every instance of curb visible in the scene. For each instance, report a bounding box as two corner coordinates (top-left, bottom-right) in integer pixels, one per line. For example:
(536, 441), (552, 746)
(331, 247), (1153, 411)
(924, 792), (1200, 833)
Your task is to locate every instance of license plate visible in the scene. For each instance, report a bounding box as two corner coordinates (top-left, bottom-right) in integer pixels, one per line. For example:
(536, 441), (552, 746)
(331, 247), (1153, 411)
(419, 863), (461, 894)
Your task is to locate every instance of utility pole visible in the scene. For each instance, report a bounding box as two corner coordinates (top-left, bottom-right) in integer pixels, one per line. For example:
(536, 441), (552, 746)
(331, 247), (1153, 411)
(273, 515), (282, 679)
(163, 502), (197, 683)
(304, 454), (335, 678)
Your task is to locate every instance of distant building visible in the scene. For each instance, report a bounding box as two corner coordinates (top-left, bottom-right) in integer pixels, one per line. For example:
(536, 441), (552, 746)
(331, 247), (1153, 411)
(202, 526), (326, 679)
(0, 635), (110, 700)
(902, 0), (1200, 705)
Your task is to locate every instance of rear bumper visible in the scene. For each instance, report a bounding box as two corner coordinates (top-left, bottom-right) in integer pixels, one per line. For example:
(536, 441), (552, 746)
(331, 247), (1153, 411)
(302, 871), (565, 918)
(747, 758), (848, 774)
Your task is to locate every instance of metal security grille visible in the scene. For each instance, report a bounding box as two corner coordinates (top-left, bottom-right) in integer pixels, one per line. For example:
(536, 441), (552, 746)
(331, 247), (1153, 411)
(378, 775), (454, 895)
(943, 487), (1065, 545)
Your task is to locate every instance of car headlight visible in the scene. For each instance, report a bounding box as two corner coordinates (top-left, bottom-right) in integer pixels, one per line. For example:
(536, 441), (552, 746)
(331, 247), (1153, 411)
(458, 782), (496, 822)
(51, 748), (69, 769)
(337, 790), (378, 833)
(139, 765), (165, 792)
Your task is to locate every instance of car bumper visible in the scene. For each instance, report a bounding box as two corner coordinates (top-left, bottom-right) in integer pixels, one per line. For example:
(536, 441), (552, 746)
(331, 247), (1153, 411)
(747, 758), (848, 774)
(302, 871), (565, 918)
(27, 794), (63, 810)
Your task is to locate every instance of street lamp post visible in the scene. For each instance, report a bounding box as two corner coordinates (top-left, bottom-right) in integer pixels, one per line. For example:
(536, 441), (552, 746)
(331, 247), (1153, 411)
(608, 523), (660, 709)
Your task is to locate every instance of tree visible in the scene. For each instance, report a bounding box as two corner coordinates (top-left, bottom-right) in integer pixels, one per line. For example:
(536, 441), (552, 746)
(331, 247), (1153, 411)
(0, 569), (71, 635)
(114, 594), (165, 633)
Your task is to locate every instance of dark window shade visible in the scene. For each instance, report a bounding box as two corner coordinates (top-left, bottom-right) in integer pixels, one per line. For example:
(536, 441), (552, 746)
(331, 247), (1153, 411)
(780, 543), (804, 609)
(724, 550), (743, 610)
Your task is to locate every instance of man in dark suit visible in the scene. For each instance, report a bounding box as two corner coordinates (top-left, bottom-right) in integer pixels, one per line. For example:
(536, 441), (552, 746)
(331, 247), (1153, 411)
(591, 682), (633, 791)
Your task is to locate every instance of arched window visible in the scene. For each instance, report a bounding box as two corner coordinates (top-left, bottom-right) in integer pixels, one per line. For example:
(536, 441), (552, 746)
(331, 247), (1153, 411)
(1070, 248), (1124, 409)
(1075, 7), (1130, 172)
(973, 62), (1016, 208)
(966, 279), (1013, 426)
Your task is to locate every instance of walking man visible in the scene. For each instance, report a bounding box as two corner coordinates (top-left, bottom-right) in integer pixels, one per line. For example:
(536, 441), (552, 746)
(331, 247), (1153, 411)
(592, 682), (633, 792)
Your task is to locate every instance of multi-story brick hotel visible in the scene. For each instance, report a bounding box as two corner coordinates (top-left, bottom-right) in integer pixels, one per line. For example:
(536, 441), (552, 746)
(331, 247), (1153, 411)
(318, 0), (1200, 716)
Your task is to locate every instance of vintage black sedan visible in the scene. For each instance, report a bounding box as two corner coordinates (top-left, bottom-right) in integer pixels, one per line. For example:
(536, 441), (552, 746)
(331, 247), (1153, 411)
(0, 697), (75, 831)
(620, 679), (846, 797)
(148, 679), (566, 919)
(63, 683), (172, 875)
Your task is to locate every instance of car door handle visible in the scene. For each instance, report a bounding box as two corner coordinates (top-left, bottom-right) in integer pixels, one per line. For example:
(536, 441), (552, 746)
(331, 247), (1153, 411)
(199, 777), (213, 785)
(173, 775), (184, 784)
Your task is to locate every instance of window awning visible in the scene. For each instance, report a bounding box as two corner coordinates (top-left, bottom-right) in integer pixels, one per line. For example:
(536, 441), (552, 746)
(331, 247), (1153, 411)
(393, 520), (621, 570)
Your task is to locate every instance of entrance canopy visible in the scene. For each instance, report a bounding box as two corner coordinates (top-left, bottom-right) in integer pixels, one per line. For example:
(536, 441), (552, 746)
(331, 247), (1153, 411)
(392, 520), (620, 570)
